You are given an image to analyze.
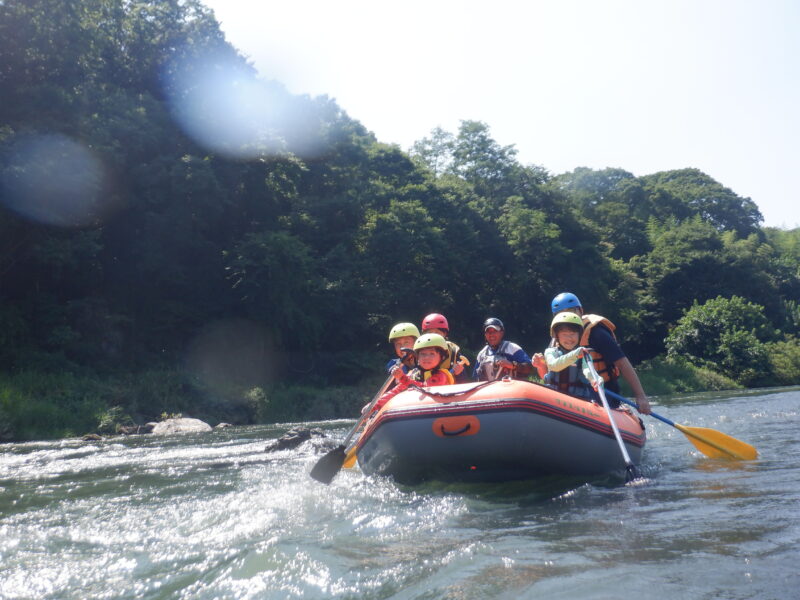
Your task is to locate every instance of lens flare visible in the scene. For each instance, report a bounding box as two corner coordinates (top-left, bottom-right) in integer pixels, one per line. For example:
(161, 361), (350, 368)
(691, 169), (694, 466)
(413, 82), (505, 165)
(1, 134), (113, 228)
(186, 318), (278, 392)
(162, 49), (324, 160)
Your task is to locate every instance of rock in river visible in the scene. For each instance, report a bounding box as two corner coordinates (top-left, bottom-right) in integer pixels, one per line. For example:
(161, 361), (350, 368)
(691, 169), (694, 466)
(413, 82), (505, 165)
(151, 417), (213, 435)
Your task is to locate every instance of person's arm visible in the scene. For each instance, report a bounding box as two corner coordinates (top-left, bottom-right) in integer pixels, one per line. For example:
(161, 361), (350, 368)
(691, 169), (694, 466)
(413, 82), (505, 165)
(493, 343), (529, 373)
(509, 346), (532, 377)
(367, 368), (411, 413)
(448, 342), (465, 376)
(472, 348), (486, 381)
(615, 357), (651, 414)
(545, 347), (584, 372)
(531, 353), (548, 379)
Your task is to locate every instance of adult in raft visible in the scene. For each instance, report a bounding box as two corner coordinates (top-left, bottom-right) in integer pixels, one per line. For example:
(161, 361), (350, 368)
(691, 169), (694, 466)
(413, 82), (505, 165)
(473, 317), (533, 381)
(546, 292), (651, 415)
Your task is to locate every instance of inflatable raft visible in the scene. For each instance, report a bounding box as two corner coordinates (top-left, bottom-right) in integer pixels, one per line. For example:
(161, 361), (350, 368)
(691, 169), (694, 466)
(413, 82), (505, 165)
(351, 379), (645, 484)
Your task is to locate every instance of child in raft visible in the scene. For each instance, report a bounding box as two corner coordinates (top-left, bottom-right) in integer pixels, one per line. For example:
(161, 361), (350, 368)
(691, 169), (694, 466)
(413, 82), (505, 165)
(365, 333), (454, 415)
(537, 312), (599, 401)
(386, 322), (419, 375)
(420, 313), (469, 382)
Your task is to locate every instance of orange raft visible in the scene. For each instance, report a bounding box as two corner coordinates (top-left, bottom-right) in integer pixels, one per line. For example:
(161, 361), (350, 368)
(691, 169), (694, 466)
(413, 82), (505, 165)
(350, 379), (646, 484)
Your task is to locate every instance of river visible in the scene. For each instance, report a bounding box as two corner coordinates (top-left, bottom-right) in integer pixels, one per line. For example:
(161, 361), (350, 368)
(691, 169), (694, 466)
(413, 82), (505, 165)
(1, 387), (798, 599)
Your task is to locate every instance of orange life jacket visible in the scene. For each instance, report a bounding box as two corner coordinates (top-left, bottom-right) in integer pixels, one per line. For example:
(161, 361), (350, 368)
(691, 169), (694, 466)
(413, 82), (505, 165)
(580, 314), (620, 383)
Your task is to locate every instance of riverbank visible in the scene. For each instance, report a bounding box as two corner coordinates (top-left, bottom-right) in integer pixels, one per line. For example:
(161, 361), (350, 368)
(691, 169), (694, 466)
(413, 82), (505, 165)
(0, 368), (384, 442)
(0, 355), (793, 442)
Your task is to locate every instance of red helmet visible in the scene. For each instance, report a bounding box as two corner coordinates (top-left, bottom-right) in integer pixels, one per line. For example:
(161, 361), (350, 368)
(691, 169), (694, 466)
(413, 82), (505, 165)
(421, 313), (449, 333)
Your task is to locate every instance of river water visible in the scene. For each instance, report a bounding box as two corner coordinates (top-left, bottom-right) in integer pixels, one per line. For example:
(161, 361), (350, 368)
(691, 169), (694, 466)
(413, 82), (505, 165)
(1, 387), (798, 599)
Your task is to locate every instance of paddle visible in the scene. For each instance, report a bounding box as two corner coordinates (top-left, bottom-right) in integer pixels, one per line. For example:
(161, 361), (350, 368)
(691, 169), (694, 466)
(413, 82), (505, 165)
(585, 354), (642, 483)
(603, 388), (758, 460)
(309, 373), (395, 483)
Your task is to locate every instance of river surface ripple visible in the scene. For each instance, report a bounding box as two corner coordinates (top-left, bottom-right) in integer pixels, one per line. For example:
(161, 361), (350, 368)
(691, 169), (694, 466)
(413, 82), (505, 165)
(1, 388), (798, 599)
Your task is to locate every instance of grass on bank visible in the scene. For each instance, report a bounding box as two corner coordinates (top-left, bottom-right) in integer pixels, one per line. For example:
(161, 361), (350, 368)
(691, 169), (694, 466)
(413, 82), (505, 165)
(0, 368), (387, 442)
(4, 347), (800, 442)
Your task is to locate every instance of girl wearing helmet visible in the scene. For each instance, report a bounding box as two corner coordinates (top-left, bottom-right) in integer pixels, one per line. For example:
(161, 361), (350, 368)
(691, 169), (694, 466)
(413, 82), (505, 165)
(366, 334), (455, 415)
(541, 313), (597, 400)
(386, 322), (420, 375)
(549, 292), (651, 414)
(421, 313), (468, 381)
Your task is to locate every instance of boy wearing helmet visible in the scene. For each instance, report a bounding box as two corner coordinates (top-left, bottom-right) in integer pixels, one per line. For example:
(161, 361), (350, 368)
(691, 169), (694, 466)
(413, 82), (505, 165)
(386, 322), (420, 375)
(541, 313), (598, 400)
(366, 333), (455, 414)
(421, 313), (469, 382)
(549, 292), (651, 414)
(473, 318), (532, 381)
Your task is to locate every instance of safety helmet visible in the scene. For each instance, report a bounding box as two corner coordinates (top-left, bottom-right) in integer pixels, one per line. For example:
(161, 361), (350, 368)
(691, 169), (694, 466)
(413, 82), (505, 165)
(413, 333), (449, 353)
(551, 292), (582, 314)
(550, 312), (584, 337)
(388, 322), (420, 341)
(421, 313), (449, 333)
(483, 317), (505, 332)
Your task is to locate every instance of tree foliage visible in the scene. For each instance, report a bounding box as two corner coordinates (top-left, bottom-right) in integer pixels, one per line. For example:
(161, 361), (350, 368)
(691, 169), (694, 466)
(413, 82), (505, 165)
(1, 0), (799, 433)
(665, 296), (776, 385)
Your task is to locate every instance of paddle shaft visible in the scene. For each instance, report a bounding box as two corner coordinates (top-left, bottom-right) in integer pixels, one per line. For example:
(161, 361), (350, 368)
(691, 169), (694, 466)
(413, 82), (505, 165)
(585, 356), (640, 480)
(604, 389), (673, 425)
(309, 373), (397, 483)
(342, 373), (394, 451)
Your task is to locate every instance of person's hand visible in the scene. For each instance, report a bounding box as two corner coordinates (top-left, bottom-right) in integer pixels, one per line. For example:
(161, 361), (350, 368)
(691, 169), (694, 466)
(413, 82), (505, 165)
(497, 359), (514, 370)
(390, 365), (405, 381)
(452, 361), (464, 376)
(531, 353), (545, 368)
(635, 395), (651, 415)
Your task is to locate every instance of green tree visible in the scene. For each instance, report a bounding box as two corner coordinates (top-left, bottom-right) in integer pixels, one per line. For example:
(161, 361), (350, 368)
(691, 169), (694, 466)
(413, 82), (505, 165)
(551, 167), (652, 260)
(225, 231), (322, 350)
(409, 127), (454, 177)
(640, 168), (763, 236)
(665, 296), (776, 385)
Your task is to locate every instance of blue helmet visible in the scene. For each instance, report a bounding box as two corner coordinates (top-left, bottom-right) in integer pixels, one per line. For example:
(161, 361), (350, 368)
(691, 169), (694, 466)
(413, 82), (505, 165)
(551, 292), (582, 314)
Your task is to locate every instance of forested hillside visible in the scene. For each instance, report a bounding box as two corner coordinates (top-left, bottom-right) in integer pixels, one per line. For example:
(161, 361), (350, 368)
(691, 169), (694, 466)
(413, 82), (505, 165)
(1, 0), (799, 439)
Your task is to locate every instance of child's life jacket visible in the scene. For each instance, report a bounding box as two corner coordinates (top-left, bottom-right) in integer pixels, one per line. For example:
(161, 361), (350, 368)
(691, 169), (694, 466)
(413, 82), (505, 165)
(543, 346), (594, 400)
(371, 367), (454, 413)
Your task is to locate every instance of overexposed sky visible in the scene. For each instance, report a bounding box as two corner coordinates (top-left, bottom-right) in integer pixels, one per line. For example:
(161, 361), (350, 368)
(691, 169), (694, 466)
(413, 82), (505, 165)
(202, 0), (799, 229)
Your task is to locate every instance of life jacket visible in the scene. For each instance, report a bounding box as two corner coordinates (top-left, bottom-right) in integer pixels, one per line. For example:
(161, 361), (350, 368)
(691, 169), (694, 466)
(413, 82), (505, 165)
(476, 340), (525, 381)
(410, 366), (455, 385)
(543, 355), (592, 399)
(580, 314), (620, 383)
(374, 365), (454, 413)
(437, 340), (460, 372)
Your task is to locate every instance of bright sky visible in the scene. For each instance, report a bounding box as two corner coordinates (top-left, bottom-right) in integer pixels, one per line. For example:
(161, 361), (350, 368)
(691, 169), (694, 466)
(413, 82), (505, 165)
(202, 0), (799, 229)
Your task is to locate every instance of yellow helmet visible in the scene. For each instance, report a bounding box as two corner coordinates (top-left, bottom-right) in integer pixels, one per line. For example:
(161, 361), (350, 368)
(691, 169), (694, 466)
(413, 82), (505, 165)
(388, 322), (420, 341)
(550, 312), (584, 337)
(413, 333), (449, 353)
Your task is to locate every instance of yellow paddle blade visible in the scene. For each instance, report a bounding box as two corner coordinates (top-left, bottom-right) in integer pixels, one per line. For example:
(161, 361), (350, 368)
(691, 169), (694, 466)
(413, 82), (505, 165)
(342, 447), (358, 469)
(675, 424), (758, 460)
